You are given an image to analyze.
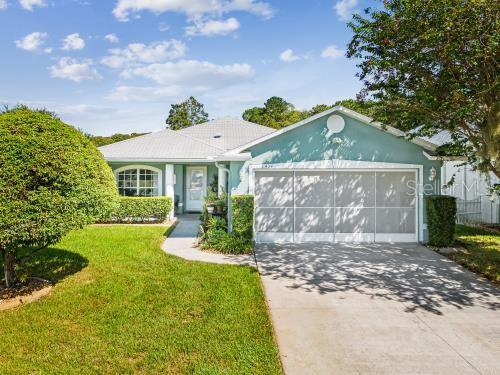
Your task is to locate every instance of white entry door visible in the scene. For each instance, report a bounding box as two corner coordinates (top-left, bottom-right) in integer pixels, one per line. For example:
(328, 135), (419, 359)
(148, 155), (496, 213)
(186, 166), (207, 212)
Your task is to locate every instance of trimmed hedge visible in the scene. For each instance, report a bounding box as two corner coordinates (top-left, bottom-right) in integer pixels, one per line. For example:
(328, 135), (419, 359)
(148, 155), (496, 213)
(426, 195), (457, 247)
(231, 195), (254, 240)
(101, 197), (172, 223)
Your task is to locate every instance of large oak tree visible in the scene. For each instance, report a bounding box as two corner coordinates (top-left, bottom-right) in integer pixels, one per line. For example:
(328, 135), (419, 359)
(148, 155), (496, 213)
(347, 0), (499, 179)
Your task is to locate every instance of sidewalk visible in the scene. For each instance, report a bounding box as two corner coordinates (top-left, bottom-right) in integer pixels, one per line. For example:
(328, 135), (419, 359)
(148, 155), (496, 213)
(162, 214), (255, 267)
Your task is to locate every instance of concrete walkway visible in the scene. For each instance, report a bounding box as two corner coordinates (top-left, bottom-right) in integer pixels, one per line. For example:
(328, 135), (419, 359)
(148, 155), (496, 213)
(162, 215), (255, 267)
(255, 243), (500, 375)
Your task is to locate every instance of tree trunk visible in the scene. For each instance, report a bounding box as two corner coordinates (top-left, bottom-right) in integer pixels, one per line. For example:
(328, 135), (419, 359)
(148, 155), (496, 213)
(1, 248), (16, 288)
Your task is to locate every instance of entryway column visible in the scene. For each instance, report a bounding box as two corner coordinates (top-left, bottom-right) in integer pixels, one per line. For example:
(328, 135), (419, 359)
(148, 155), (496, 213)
(218, 164), (227, 197)
(165, 163), (175, 220)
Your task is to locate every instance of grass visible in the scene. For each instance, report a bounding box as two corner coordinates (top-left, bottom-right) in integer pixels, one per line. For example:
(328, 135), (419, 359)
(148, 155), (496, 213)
(448, 225), (500, 283)
(0, 225), (282, 374)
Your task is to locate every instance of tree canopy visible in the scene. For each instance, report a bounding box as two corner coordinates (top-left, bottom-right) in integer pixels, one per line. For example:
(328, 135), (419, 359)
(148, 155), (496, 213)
(242, 96), (304, 129)
(166, 96), (209, 130)
(85, 132), (147, 147)
(0, 106), (119, 287)
(347, 0), (499, 178)
(242, 97), (378, 129)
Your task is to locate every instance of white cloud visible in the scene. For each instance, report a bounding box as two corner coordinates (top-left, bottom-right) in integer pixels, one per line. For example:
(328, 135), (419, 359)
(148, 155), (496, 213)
(15, 31), (48, 52)
(121, 59), (254, 89)
(334, 0), (358, 21)
(19, 0), (46, 11)
(104, 33), (119, 43)
(185, 17), (240, 37)
(106, 85), (186, 102)
(279, 49), (300, 62)
(50, 57), (101, 82)
(113, 0), (274, 22)
(101, 39), (186, 68)
(158, 22), (169, 32)
(321, 45), (344, 59)
(57, 104), (115, 115)
(61, 33), (85, 50)
(0, 1), (8, 10)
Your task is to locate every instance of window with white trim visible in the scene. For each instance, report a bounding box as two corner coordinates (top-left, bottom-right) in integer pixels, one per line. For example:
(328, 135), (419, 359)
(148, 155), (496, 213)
(117, 168), (159, 197)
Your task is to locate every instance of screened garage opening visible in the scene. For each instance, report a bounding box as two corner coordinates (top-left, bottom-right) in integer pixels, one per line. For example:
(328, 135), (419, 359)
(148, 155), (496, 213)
(254, 170), (418, 243)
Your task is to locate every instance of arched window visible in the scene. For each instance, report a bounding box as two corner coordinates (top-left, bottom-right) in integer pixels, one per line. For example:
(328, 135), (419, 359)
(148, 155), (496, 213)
(116, 166), (161, 197)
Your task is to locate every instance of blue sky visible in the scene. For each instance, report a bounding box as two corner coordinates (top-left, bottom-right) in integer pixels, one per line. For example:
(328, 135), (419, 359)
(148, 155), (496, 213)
(0, 0), (370, 135)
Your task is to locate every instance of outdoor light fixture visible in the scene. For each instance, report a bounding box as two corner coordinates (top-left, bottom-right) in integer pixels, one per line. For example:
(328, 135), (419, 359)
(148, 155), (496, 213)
(429, 167), (436, 181)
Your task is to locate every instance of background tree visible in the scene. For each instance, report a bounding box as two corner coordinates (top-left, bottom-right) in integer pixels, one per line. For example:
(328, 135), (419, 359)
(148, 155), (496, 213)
(307, 104), (333, 117)
(242, 97), (378, 128)
(0, 106), (119, 287)
(242, 96), (305, 129)
(347, 0), (499, 178)
(166, 96), (209, 130)
(85, 132), (147, 147)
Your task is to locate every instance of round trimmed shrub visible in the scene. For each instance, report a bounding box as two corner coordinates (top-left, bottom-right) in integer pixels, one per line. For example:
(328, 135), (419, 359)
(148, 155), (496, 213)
(0, 106), (119, 286)
(425, 195), (457, 247)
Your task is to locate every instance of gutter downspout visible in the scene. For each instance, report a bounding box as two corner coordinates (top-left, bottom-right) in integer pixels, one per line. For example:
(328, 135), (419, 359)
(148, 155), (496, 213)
(215, 161), (230, 197)
(215, 161), (232, 230)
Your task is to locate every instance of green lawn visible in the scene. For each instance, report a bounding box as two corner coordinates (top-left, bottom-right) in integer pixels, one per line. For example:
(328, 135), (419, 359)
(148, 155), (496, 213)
(0, 225), (282, 374)
(450, 225), (500, 283)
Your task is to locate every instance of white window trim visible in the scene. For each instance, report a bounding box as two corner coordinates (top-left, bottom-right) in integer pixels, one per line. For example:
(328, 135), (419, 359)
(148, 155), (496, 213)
(249, 160), (424, 243)
(114, 165), (163, 196)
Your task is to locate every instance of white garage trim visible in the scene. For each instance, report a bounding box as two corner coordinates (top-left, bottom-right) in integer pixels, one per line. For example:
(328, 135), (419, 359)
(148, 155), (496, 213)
(250, 160), (424, 243)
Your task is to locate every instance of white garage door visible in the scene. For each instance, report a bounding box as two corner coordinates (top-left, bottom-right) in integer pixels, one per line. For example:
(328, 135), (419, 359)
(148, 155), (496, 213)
(254, 170), (417, 243)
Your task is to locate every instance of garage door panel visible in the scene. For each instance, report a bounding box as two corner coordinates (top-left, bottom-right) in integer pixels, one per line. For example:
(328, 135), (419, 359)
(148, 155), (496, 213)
(254, 207), (293, 233)
(376, 208), (416, 234)
(376, 172), (416, 207)
(294, 171), (333, 207)
(254, 169), (418, 243)
(334, 207), (375, 233)
(294, 208), (334, 233)
(255, 172), (294, 207)
(335, 172), (375, 207)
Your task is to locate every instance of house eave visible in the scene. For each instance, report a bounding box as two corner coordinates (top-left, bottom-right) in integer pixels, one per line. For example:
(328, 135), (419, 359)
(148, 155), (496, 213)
(104, 151), (253, 163)
(104, 157), (218, 163)
(422, 151), (467, 161)
(211, 153), (252, 162)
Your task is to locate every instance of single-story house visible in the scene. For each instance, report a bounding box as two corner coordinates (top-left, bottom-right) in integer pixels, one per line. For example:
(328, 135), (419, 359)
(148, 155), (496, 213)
(99, 106), (445, 243)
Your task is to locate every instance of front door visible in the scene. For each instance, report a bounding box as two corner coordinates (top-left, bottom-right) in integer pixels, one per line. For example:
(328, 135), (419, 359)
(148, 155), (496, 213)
(186, 166), (207, 212)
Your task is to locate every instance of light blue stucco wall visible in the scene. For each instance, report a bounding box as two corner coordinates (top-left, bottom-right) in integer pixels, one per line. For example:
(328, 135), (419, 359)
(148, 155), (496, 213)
(107, 161), (218, 214)
(227, 113), (442, 240)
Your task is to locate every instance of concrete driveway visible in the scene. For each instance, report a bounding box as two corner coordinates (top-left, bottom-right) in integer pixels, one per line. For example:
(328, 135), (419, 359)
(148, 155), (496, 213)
(255, 243), (500, 375)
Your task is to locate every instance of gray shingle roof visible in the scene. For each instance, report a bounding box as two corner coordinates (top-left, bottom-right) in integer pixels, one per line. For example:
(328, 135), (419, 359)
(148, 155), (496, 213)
(99, 117), (275, 160)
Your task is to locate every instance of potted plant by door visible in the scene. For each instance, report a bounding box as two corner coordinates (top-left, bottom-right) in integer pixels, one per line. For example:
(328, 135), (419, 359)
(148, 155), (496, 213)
(214, 192), (227, 214)
(204, 191), (217, 214)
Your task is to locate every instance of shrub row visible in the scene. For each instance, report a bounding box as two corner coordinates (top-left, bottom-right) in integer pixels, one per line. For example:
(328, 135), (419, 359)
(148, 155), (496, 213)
(199, 194), (254, 254)
(100, 197), (173, 223)
(425, 195), (456, 247)
(231, 195), (254, 240)
(200, 228), (253, 254)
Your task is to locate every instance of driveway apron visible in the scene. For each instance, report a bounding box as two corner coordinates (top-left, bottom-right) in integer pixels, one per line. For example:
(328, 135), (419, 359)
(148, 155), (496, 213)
(255, 243), (500, 375)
